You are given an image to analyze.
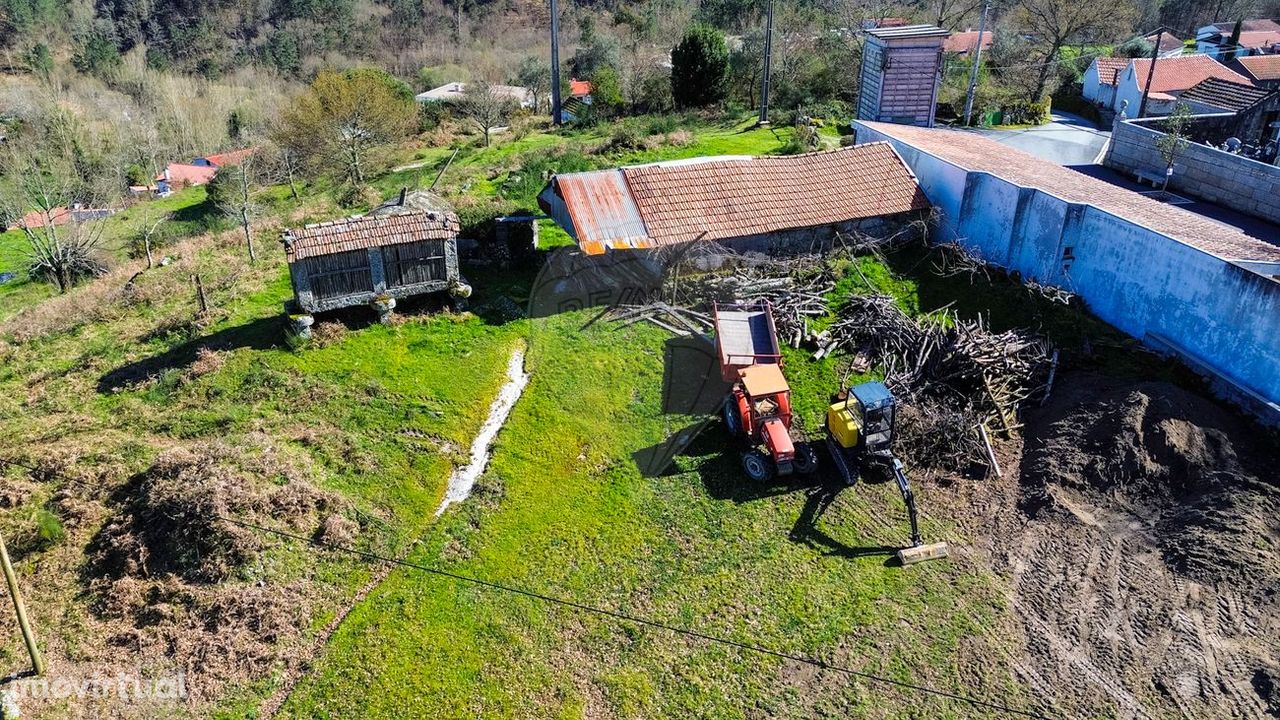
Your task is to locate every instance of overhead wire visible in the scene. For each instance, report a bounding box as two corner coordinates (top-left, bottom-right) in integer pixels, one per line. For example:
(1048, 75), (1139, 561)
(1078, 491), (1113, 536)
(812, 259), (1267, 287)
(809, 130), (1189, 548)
(0, 454), (1057, 719)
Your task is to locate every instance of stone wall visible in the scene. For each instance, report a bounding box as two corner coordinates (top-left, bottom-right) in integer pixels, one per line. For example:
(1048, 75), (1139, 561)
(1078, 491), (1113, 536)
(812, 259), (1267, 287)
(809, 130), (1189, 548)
(1104, 117), (1280, 224)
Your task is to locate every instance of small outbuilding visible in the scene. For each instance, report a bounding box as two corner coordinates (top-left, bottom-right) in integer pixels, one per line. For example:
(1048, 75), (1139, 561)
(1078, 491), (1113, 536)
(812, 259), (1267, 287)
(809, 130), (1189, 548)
(281, 191), (470, 328)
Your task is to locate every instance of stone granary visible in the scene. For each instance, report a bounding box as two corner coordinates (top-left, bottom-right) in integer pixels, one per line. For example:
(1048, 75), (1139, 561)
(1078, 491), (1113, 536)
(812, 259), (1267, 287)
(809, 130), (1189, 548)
(281, 190), (471, 332)
(856, 24), (949, 128)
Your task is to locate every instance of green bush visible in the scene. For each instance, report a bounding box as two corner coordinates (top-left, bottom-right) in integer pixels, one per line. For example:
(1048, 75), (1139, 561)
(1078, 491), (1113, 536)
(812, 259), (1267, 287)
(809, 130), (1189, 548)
(671, 24), (729, 109)
(31, 508), (65, 551)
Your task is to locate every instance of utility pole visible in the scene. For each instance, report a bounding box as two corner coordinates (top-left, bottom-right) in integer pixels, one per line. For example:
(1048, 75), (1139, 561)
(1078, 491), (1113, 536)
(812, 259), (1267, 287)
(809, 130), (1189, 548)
(1137, 29), (1162, 119)
(758, 0), (775, 126)
(962, 0), (991, 126)
(550, 0), (562, 126)
(0, 531), (44, 676)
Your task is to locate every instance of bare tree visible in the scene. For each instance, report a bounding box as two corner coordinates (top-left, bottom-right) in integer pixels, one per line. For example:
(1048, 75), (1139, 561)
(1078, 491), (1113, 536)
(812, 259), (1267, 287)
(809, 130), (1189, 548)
(206, 149), (261, 261)
(0, 150), (111, 293)
(1014, 0), (1136, 101)
(457, 82), (517, 147)
(135, 206), (169, 269)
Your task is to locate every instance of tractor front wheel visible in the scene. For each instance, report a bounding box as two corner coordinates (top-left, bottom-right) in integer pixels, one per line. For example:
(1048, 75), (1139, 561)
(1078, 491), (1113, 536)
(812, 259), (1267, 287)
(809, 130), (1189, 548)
(793, 444), (819, 474)
(741, 450), (774, 482)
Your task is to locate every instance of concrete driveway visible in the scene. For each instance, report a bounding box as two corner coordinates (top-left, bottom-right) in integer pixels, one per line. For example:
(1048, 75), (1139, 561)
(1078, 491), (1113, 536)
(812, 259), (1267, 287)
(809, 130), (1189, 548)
(972, 111), (1110, 166)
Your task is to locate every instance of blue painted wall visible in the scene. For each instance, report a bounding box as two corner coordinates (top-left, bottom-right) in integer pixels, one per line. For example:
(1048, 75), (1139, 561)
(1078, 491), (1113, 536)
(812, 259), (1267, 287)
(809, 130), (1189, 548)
(856, 122), (1280, 418)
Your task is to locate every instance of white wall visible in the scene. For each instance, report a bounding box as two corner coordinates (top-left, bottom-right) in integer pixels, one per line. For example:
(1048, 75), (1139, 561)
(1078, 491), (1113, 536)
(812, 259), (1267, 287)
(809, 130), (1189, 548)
(854, 120), (1280, 420)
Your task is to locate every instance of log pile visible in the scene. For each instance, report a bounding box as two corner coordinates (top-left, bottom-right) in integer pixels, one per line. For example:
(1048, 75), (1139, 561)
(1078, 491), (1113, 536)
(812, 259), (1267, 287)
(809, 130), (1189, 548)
(815, 293), (1054, 470)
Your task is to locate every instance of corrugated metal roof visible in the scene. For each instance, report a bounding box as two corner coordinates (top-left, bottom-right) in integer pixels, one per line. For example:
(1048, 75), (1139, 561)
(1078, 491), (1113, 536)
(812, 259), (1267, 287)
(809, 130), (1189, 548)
(283, 210), (459, 261)
(554, 170), (654, 254)
(865, 24), (949, 39)
(546, 144), (929, 254)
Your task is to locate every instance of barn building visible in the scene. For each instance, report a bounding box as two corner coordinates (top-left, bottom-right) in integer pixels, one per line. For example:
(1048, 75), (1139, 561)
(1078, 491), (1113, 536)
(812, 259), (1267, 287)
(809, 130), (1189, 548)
(281, 191), (470, 327)
(537, 144), (929, 255)
(856, 25), (949, 128)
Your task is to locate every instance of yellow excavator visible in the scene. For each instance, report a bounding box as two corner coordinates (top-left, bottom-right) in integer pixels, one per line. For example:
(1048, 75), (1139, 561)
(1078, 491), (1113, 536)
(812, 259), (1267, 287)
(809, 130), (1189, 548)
(825, 381), (950, 565)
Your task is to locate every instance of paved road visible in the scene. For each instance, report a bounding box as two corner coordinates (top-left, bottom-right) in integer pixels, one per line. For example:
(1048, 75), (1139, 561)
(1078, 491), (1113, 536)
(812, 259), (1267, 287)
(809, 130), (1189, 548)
(972, 111), (1110, 166)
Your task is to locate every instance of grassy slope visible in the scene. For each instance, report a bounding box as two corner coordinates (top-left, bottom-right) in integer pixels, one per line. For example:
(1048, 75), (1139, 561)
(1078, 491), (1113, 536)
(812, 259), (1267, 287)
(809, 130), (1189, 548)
(0, 114), (1136, 719)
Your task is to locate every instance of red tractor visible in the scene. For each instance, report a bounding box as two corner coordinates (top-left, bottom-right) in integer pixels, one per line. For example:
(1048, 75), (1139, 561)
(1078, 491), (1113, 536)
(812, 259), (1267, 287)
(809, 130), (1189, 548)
(713, 301), (817, 481)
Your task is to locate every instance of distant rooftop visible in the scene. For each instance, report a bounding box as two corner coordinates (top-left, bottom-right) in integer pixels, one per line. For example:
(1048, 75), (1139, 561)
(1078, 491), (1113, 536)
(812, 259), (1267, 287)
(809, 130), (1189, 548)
(858, 121), (1280, 263)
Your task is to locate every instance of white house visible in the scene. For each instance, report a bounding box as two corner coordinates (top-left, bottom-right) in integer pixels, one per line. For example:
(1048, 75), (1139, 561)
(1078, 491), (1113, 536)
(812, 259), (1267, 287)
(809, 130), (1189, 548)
(1195, 20), (1280, 59)
(415, 82), (536, 109)
(1082, 57), (1132, 108)
(1105, 54), (1255, 117)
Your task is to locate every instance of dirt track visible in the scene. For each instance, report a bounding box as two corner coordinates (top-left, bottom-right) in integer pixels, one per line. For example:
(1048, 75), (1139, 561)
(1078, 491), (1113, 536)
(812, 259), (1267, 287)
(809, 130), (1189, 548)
(949, 374), (1280, 718)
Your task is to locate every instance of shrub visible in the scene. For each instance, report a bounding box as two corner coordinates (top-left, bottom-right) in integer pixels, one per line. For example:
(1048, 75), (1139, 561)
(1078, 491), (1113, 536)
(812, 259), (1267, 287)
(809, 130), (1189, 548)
(671, 24), (730, 109)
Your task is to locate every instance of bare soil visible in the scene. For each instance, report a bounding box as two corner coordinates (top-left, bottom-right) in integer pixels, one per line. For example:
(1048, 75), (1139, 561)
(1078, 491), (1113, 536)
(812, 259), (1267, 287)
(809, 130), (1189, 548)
(952, 374), (1280, 718)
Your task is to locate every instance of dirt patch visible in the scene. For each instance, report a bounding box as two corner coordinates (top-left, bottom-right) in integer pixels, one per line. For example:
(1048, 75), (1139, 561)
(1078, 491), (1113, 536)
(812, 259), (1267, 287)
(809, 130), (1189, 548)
(1022, 375), (1280, 593)
(963, 373), (1280, 718)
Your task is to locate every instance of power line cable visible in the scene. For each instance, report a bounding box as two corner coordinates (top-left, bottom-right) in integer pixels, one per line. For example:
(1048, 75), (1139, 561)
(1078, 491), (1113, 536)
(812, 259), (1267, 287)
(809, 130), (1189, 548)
(0, 454), (1056, 719)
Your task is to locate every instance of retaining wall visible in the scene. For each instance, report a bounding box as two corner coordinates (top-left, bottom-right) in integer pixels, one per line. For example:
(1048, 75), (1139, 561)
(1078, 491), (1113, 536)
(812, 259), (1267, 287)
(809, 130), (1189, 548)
(856, 121), (1280, 422)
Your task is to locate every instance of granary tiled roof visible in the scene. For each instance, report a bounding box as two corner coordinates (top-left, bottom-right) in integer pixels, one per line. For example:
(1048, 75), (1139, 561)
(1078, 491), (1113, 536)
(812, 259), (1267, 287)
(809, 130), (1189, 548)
(859, 121), (1280, 263)
(283, 210), (460, 261)
(1235, 54), (1280, 82)
(620, 144), (929, 247)
(943, 29), (993, 54)
(1179, 76), (1277, 112)
(1092, 58), (1131, 86)
(544, 144), (927, 254)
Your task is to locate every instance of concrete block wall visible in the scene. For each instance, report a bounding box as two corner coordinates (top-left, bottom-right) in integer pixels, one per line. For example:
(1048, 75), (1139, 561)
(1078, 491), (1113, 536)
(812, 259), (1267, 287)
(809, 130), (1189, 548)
(1104, 118), (1280, 224)
(856, 121), (1280, 421)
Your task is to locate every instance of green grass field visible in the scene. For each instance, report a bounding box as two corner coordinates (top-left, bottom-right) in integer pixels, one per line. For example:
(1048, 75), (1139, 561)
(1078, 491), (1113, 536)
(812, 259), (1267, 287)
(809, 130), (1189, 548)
(0, 112), (1159, 719)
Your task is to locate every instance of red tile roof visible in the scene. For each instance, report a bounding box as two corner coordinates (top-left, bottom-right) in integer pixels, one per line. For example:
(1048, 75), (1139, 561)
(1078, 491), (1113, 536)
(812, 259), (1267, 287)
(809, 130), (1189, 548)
(1179, 77), (1276, 112)
(943, 29), (993, 54)
(621, 144), (928, 247)
(1236, 54), (1280, 81)
(1236, 30), (1280, 50)
(1144, 31), (1184, 53)
(569, 79), (592, 97)
(858, 121), (1280, 262)
(1129, 54), (1255, 94)
(546, 144), (929, 254)
(1093, 57), (1131, 86)
(200, 148), (255, 167)
(159, 163), (218, 186)
(283, 209), (459, 261)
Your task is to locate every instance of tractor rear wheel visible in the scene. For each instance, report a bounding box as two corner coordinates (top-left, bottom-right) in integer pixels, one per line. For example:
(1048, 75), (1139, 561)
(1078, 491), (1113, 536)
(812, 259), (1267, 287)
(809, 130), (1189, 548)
(741, 450), (774, 482)
(793, 444), (819, 474)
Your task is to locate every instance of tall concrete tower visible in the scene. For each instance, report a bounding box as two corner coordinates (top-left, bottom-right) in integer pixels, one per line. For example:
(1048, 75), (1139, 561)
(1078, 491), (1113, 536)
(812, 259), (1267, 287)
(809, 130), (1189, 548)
(856, 25), (949, 128)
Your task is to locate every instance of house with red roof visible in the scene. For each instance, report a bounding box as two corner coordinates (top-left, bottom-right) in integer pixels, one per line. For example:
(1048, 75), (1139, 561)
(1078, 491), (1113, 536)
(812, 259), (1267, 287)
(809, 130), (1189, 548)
(1083, 57), (1133, 108)
(1233, 54), (1280, 89)
(942, 29), (992, 56)
(1103, 54), (1257, 117)
(156, 163), (218, 195)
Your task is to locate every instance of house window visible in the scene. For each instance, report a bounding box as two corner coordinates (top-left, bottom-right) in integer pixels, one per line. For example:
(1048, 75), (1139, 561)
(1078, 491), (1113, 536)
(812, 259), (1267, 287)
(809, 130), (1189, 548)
(382, 241), (447, 288)
(302, 250), (373, 300)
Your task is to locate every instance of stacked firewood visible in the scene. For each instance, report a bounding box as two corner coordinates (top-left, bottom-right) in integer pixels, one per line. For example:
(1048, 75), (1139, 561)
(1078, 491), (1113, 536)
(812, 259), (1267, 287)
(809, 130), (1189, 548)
(813, 293), (1054, 470)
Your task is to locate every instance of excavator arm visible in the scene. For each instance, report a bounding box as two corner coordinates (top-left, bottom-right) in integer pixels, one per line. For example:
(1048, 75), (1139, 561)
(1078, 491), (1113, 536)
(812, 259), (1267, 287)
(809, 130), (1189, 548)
(890, 457), (923, 547)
